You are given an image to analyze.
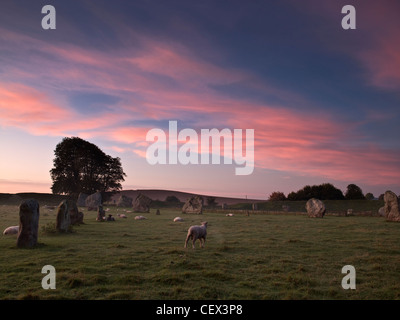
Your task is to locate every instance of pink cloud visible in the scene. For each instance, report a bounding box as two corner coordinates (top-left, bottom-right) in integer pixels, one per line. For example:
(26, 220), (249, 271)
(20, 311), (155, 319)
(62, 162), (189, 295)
(0, 82), (70, 133)
(1, 26), (399, 189)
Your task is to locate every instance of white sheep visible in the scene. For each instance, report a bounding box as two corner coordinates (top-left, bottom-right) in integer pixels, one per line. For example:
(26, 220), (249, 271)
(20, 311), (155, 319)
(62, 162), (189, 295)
(226, 213), (234, 217)
(3, 226), (19, 235)
(173, 217), (184, 222)
(135, 215), (147, 220)
(184, 222), (208, 249)
(117, 214), (127, 218)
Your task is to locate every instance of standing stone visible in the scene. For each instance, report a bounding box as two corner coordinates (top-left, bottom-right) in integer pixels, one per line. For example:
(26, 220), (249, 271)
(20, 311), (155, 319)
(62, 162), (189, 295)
(182, 195), (203, 214)
(384, 191), (400, 222)
(17, 199), (40, 248)
(156, 209), (161, 215)
(117, 195), (133, 207)
(77, 193), (88, 207)
(133, 193), (152, 213)
(96, 206), (106, 221)
(56, 200), (83, 230)
(56, 200), (72, 232)
(306, 198), (326, 218)
(86, 192), (102, 211)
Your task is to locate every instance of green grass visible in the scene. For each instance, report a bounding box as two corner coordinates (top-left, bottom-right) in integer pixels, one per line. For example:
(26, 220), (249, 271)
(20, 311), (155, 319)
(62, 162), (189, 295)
(0, 204), (399, 300)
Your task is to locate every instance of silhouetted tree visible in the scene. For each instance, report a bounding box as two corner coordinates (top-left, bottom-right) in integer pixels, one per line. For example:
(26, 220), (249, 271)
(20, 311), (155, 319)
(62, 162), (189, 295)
(365, 192), (375, 200)
(165, 195), (180, 203)
(50, 137), (126, 197)
(345, 184), (365, 200)
(287, 183), (344, 200)
(268, 191), (287, 201)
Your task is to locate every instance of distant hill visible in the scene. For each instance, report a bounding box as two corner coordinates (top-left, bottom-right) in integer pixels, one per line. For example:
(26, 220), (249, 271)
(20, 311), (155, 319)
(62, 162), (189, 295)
(0, 189), (263, 206)
(109, 189), (264, 206)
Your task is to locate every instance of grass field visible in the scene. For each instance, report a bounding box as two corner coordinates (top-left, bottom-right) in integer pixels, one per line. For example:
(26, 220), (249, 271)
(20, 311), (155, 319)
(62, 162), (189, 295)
(0, 204), (399, 300)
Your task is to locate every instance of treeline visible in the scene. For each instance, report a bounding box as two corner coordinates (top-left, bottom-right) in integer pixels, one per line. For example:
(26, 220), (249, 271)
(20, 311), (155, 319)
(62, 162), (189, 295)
(268, 183), (376, 201)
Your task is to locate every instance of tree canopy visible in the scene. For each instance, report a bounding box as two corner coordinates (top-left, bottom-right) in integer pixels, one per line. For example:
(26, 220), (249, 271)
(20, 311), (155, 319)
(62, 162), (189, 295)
(287, 183), (345, 201)
(50, 137), (126, 197)
(345, 184), (365, 200)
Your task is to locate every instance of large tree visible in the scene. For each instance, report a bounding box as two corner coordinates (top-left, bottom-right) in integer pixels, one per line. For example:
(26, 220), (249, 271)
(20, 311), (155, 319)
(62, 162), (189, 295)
(287, 183), (345, 201)
(50, 137), (126, 197)
(345, 184), (365, 200)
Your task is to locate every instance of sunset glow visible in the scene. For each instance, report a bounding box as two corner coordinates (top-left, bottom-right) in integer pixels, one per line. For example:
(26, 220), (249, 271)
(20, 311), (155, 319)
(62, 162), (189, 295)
(0, 0), (399, 199)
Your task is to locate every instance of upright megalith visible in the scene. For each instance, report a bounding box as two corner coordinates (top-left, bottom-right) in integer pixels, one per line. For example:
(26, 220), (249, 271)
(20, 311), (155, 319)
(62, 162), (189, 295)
(56, 200), (71, 232)
(77, 193), (88, 207)
(133, 193), (152, 213)
(306, 198), (326, 218)
(56, 200), (83, 232)
(182, 195), (203, 214)
(384, 191), (400, 222)
(85, 192), (102, 211)
(17, 199), (40, 248)
(96, 206), (106, 221)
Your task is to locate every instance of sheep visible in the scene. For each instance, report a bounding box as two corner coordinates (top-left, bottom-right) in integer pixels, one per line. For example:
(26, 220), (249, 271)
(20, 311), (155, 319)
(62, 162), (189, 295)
(135, 215), (147, 220)
(117, 213), (127, 218)
(173, 217), (184, 222)
(3, 226), (19, 235)
(106, 214), (115, 221)
(184, 221), (208, 249)
(226, 213), (234, 217)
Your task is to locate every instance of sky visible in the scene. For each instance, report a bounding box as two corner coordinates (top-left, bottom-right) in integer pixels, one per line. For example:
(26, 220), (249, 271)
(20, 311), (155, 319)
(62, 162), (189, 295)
(0, 0), (399, 200)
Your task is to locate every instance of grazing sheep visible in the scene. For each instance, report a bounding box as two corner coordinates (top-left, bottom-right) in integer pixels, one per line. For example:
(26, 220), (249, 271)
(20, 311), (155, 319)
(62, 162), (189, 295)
(226, 213), (234, 217)
(174, 217), (184, 222)
(3, 226), (19, 235)
(135, 215), (147, 220)
(184, 222), (208, 249)
(106, 214), (115, 221)
(117, 214), (127, 218)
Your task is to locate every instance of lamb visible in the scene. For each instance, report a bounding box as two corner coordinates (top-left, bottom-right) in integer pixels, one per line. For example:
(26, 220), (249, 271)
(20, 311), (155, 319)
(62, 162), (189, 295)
(173, 217), (184, 222)
(184, 222), (208, 249)
(3, 226), (19, 235)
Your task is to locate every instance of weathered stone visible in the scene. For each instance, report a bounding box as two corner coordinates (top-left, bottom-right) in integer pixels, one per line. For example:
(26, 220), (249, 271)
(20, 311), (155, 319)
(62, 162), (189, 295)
(117, 195), (133, 207)
(77, 193), (88, 207)
(156, 209), (161, 215)
(56, 200), (71, 232)
(378, 206), (385, 217)
(306, 198), (326, 218)
(182, 195), (203, 214)
(96, 206), (106, 221)
(56, 199), (83, 231)
(133, 193), (152, 213)
(384, 191), (400, 222)
(17, 199), (40, 248)
(86, 192), (102, 211)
